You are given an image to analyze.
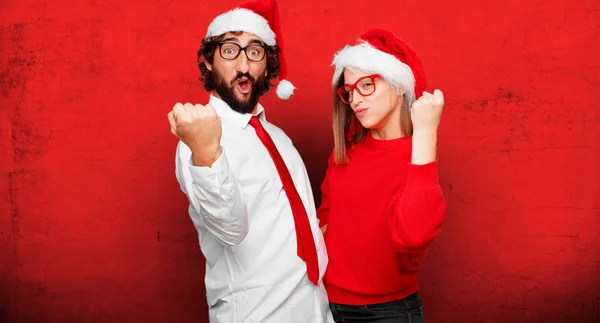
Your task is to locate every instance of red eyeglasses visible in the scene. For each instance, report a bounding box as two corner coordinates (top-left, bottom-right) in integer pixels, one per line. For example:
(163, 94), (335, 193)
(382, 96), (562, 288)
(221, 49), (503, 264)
(336, 74), (382, 104)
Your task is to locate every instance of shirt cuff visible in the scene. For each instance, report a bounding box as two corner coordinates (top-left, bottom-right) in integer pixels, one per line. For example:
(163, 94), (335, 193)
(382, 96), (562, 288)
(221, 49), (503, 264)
(405, 161), (440, 190)
(188, 148), (229, 190)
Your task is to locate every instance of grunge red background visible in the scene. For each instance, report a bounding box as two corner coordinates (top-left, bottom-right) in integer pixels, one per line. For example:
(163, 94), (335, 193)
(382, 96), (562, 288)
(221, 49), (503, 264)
(1, 0), (599, 322)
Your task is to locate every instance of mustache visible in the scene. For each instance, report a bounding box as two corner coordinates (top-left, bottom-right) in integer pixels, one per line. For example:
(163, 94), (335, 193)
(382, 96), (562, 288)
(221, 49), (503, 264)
(230, 72), (255, 85)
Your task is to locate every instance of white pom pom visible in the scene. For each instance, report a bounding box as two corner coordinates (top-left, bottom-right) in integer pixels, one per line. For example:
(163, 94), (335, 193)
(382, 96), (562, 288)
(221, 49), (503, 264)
(276, 79), (295, 100)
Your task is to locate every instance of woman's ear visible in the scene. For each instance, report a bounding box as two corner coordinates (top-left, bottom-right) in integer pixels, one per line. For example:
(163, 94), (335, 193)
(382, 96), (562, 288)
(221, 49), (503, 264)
(397, 87), (405, 97)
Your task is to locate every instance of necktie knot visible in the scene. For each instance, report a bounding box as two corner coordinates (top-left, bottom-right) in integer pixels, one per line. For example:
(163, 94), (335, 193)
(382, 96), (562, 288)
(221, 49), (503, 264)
(249, 115), (263, 130)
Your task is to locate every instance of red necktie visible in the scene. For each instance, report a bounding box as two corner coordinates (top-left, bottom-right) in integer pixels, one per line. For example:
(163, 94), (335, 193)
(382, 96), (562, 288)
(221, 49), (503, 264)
(248, 116), (319, 285)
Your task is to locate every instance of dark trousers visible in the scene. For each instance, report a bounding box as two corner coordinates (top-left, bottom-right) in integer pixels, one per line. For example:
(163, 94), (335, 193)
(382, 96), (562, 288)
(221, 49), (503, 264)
(329, 292), (424, 323)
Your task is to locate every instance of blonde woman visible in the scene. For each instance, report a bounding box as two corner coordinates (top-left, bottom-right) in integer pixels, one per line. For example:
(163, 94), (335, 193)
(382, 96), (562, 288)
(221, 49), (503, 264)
(318, 29), (446, 323)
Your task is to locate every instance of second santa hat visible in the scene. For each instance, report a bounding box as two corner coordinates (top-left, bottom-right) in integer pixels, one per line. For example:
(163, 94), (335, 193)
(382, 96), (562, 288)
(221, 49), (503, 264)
(205, 0), (295, 100)
(331, 28), (426, 105)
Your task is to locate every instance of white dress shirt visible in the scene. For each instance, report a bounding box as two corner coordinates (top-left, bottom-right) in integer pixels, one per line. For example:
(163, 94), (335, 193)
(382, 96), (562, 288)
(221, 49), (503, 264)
(175, 94), (333, 323)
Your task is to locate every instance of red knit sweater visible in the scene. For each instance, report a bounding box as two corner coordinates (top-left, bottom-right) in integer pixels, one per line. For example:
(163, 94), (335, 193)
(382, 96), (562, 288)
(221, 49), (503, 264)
(317, 132), (446, 305)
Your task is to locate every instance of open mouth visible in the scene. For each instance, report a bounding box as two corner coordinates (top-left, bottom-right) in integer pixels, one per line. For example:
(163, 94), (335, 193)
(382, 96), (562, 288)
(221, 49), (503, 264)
(235, 78), (252, 94)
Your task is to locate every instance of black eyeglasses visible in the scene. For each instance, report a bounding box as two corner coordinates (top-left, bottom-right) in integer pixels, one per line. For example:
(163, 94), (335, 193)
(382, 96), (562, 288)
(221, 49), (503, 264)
(218, 42), (266, 62)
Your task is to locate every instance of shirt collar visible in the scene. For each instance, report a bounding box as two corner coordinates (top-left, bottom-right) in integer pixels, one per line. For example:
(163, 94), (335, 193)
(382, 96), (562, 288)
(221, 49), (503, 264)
(209, 94), (266, 129)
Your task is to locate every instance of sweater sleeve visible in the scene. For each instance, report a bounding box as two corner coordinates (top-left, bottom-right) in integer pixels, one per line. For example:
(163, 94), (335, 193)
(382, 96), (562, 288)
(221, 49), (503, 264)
(387, 161), (446, 253)
(316, 151), (335, 228)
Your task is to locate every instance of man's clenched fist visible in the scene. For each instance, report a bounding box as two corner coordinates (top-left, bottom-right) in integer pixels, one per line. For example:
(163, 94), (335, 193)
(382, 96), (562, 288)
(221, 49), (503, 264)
(168, 102), (222, 167)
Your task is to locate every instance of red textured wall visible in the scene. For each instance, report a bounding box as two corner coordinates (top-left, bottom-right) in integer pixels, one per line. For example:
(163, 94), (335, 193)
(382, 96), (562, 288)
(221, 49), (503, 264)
(1, 0), (599, 322)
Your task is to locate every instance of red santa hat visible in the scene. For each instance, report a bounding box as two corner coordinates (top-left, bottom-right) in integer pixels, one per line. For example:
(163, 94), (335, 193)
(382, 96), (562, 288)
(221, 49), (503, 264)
(205, 0), (295, 100)
(331, 28), (426, 105)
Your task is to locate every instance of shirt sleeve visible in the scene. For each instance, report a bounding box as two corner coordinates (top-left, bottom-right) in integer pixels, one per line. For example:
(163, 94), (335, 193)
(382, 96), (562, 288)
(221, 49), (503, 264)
(387, 161), (446, 253)
(175, 141), (249, 246)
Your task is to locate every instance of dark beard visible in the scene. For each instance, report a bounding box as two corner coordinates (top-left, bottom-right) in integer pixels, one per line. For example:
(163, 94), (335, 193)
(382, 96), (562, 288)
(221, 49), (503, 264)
(213, 70), (267, 114)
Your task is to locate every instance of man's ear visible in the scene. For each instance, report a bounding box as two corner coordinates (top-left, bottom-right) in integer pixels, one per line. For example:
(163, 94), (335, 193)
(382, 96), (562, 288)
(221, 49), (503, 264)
(205, 60), (213, 71)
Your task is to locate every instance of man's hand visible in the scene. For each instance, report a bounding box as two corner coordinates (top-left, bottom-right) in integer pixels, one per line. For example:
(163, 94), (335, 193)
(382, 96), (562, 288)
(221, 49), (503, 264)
(168, 102), (222, 167)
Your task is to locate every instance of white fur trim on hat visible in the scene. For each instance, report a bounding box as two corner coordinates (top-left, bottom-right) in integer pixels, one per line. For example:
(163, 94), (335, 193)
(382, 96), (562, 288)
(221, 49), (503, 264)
(331, 42), (417, 104)
(276, 79), (295, 100)
(206, 8), (276, 46)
